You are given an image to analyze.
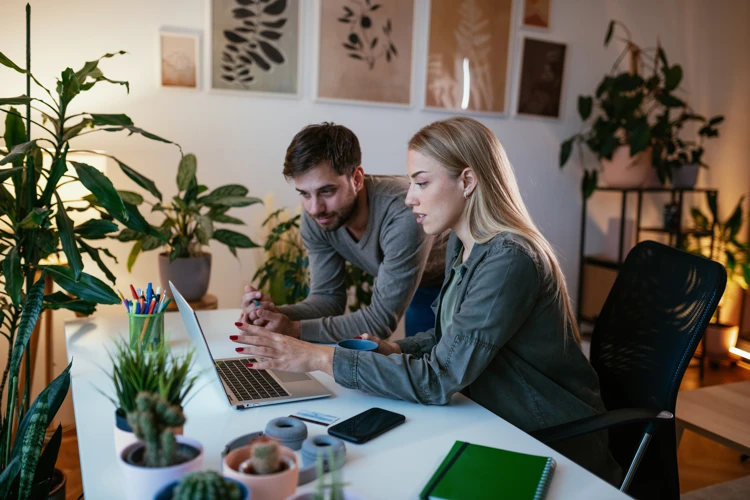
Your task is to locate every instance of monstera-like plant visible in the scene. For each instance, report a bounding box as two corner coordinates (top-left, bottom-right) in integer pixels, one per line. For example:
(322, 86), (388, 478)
(0, 5), (177, 497)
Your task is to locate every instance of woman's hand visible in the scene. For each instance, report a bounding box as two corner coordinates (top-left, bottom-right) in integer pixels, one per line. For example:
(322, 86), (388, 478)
(231, 322), (334, 376)
(358, 333), (402, 356)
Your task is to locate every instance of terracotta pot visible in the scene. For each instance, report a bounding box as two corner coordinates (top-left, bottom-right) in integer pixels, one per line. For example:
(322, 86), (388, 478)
(223, 445), (299, 500)
(47, 468), (66, 500)
(159, 252), (211, 302)
(600, 145), (652, 188)
(704, 323), (739, 357)
(119, 436), (203, 500)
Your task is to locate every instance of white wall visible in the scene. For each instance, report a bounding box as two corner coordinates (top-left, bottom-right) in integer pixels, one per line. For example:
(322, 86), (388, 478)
(1, 0), (749, 425)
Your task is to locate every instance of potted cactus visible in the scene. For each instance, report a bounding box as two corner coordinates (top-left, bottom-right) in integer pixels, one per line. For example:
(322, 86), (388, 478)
(154, 470), (249, 500)
(118, 392), (204, 500)
(100, 340), (199, 457)
(286, 448), (365, 500)
(223, 436), (299, 500)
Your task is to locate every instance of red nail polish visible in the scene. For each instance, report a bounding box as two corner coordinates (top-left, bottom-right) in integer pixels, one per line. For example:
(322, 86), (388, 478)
(235, 347), (243, 353)
(354, 336), (362, 339)
(234, 322), (243, 327)
(229, 335), (238, 341)
(246, 363), (254, 368)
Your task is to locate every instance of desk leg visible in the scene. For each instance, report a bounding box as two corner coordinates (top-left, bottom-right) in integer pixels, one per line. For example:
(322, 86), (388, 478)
(675, 424), (684, 449)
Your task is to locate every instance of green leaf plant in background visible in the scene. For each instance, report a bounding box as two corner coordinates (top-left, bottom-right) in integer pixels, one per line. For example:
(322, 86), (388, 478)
(0, 5), (179, 497)
(559, 19), (724, 198)
(682, 192), (750, 299)
(115, 153), (262, 270)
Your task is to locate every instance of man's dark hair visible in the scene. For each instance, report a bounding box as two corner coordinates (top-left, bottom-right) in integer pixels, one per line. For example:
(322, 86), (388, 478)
(283, 122), (362, 179)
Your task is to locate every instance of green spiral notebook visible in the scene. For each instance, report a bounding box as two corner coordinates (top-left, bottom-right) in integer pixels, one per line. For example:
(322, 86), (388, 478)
(419, 441), (556, 500)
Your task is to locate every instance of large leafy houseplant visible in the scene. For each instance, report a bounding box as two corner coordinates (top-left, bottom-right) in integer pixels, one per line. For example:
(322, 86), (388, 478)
(116, 153), (262, 270)
(0, 5), (177, 497)
(560, 20), (718, 197)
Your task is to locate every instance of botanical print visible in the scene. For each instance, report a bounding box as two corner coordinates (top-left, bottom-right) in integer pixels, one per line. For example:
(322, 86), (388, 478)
(516, 38), (566, 118)
(318, 0), (414, 105)
(522, 0), (551, 29)
(211, 0), (299, 94)
(425, 0), (512, 113)
(161, 32), (198, 88)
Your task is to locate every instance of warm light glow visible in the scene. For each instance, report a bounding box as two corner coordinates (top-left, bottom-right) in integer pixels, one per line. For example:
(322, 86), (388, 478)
(729, 346), (750, 361)
(461, 57), (471, 110)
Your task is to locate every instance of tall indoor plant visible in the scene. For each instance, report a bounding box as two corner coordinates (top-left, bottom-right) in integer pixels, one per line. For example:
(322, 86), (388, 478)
(1, 4), (178, 497)
(559, 20), (713, 197)
(115, 153), (262, 301)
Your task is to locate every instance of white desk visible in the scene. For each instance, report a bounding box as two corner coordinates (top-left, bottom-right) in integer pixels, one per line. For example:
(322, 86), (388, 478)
(65, 309), (628, 499)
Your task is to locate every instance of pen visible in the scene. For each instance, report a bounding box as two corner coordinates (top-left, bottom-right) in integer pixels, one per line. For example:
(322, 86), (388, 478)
(129, 285), (138, 300)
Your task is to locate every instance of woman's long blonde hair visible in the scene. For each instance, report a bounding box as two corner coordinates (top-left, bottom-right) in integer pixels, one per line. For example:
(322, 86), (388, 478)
(408, 116), (580, 345)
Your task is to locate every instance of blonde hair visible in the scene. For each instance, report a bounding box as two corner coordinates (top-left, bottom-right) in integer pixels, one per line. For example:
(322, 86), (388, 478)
(408, 117), (580, 346)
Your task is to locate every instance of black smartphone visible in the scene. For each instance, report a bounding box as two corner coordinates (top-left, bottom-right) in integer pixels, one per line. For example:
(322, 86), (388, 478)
(327, 407), (406, 444)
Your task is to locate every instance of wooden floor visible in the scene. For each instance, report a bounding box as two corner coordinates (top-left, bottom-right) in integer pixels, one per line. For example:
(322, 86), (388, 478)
(56, 362), (750, 499)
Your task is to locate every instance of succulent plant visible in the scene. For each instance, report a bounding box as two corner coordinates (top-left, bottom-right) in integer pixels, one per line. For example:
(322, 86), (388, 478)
(126, 392), (186, 467)
(247, 436), (281, 475)
(172, 471), (242, 500)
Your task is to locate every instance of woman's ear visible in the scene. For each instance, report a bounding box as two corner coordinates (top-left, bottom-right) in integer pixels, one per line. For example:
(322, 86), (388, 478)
(461, 168), (477, 196)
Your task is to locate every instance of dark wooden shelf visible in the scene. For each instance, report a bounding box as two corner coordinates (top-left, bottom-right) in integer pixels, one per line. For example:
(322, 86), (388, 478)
(583, 255), (621, 270)
(640, 227), (713, 237)
(595, 187), (718, 193)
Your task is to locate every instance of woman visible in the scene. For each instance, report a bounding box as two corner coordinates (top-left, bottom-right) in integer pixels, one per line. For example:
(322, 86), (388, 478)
(232, 117), (621, 484)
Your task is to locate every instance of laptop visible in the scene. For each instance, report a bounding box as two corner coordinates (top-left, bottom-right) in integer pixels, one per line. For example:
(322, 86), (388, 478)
(169, 281), (331, 409)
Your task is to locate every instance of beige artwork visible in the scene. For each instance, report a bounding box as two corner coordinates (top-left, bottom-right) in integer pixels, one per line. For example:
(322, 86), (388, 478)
(425, 0), (512, 113)
(523, 0), (551, 29)
(161, 33), (198, 88)
(318, 0), (414, 105)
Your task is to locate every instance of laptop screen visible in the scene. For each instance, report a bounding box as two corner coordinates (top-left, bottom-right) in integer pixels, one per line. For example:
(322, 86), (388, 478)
(169, 281), (218, 371)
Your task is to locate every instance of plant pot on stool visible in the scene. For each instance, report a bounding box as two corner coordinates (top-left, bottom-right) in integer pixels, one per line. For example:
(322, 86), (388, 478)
(159, 252), (211, 302)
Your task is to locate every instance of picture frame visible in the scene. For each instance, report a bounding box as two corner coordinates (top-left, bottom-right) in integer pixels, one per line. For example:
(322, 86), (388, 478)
(208, 0), (302, 99)
(422, 0), (516, 117)
(313, 0), (417, 109)
(159, 28), (201, 90)
(521, 0), (551, 30)
(514, 37), (567, 120)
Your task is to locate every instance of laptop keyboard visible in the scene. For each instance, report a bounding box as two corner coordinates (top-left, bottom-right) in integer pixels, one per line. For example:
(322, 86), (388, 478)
(215, 359), (290, 401)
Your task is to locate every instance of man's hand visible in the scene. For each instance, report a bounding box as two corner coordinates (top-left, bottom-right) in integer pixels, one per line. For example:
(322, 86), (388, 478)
(358, 333), (402, 356)
(239, 285), (278, 325)
(250, 309), (301, 338)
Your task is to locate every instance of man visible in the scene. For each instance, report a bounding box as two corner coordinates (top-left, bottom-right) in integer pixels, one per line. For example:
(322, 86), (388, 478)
(240, 122), (446, 343)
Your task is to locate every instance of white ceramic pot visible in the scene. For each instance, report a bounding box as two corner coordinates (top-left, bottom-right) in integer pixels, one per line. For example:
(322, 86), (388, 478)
(600, 145), (652, 188)
(704, 323), (739, 358)
(671, 164), (700, 189)
(119, 436), (203, 500)
(114, 409), (184, 460)
(223, 445), (299, 500)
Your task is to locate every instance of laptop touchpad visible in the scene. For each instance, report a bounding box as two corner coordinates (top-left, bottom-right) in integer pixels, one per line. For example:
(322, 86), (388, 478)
(274, 370), (312, 383)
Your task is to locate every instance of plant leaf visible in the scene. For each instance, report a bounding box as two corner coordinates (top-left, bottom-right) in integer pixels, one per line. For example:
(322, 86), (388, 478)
(263, 0), (287, 15)
(205, 196), (262, 207)
(77, 238), (117, 283)
(604, 20), (615, 45)
(706, 191), (718, 224)
(46, 266), (121, 304)
(560, 138), (574, 167)
(44, 292), (97, 315)
(70, 161), (127, 218)
(258, 41), (284, 64)
(3, 247), (23, 306)
(0, 456), (21, 499)
(40, 147), (69, 206)
(213, 229), (259, 248)
(4, 106), (26, 155)
(127, 240), (143, 272)
(55, 193), (83, 280)
(31, 423), (63, 499)
(211, 213), (245, 225)
(577, 96), (593, 121)
(113, 157), (162, 202)
(0, 96), (31, 106)
(117, 190), (144, 205)
(177, 154), (198, 191)
(663, 65), (683, 91)
(0, 140), (36, 166)
(10, 274), (47, 383)
(582, 170), (598, 199)
(89, 114), (134, 127)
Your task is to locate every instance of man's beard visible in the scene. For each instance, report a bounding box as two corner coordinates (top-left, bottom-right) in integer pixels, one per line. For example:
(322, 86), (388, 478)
(314, 196), (358, 232)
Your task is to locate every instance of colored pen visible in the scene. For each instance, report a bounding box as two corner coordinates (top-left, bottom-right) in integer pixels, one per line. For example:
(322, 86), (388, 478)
(129, 285), (138, 300)
(146, 283), (153, 304)
(160, 297), (172, 312)
(135, 302), (141, 314)
(147, 298), (156, 314)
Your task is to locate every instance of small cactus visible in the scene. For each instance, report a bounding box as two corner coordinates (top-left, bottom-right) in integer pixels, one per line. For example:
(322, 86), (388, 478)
(172, 471), (242, 500)
(247, 436), (281, 475)
(126, 391), (186, 467)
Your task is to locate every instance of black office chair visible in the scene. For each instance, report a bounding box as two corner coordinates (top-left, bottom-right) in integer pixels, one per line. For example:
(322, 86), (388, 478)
(531, 240), (727, 500)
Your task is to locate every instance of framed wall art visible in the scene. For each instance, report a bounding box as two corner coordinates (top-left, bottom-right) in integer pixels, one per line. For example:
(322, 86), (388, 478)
(160, 29), (201, 90)
(515, 37), (567, 119)
(522, 0), (551, 30)
(424, 0), (514, 115)
(210, 0), (300, 96)
(316, 0), (415, 107)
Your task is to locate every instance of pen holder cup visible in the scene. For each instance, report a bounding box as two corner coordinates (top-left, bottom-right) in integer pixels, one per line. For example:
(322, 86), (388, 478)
(128, 312), (165, 352)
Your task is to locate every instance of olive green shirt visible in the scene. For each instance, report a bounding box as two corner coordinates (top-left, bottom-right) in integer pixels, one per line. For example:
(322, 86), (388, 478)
(332, 232), (621, 484)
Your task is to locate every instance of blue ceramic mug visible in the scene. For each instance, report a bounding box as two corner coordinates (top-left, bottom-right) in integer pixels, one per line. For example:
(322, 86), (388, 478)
(337, 339), (379, 352)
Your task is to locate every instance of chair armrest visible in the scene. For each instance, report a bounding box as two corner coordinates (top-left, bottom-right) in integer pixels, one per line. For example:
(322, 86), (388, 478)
(529, 408), (674, 444)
